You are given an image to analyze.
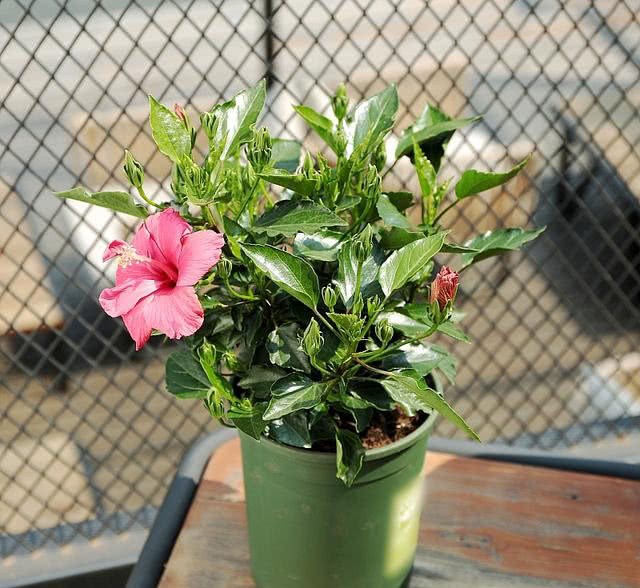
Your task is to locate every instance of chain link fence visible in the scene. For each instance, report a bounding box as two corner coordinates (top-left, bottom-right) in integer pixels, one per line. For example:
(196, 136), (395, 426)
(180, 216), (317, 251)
(1, 0), (639, 565)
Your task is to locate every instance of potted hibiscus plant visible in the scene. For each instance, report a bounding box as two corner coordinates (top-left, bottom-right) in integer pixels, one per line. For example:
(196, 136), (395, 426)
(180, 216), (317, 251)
(56, 80), (543, 588)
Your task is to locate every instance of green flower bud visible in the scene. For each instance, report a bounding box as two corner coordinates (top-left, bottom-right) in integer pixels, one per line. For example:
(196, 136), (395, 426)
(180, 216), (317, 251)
(247, 127), (272, 172)
(200, 111), (219, 142)
(373, 141), (387, 171)
(322, 285), (338, 310)
(375, 319), (394, 346)
(355, 225), (374, 260)
(351, 293), (364, 316)
(302, 152), (315, 177)
(123, 150), (144, 189)
(364, 165), (381, 199)
(331, 83), (349, 122)
(302, 318), (323, 359)
(366, 295), (382, 316)
(334, 128), (347, 156)
(217, 257), (232, 280)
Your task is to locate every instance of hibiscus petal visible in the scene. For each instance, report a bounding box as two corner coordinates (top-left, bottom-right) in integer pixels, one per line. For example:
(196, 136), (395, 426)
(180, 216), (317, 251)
(143, 285), (204, 340)
(176, 230), (225, 286)
(121, 303), (153, 351)
(99, 279), (159, 317)
(103, 239), (128, 262)
(134, 208), (191, 267)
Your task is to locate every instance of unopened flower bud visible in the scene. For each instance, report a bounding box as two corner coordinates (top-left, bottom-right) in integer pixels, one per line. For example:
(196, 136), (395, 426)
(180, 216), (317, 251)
(331, 83), (349, 121)
(302, 318), (323, 359)
(366, 295), (382, 316)
(217, 257), (232, 280)
(373, 141), (387, 171)
(364, 165), (381, 199)
(302, 152), (315, 177)
(430, 266), (459, 311)
(123, 150), (144, 189)
(248, 127), (272, 172)
(335, 128), (347, 156)
(375, 319), (394, 346)
(354, 225), (374, 261)
(174, 103), (188, 125)
(322, 285), (338, 310)
(200, 111), (219, 141)
(351, 293), (364, 316)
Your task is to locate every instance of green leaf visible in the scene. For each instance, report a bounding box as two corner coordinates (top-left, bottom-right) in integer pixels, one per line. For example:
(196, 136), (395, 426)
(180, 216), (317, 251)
(381, 343), (457, 384)
(258, 169), (317, 196)
(327, 313), (365, 337)
(238, 366), (287, 398)
(396, 103), (480, 169)
(381, 370), (479, 440)
(335, 194), (361, 212)
(379, 227), (423, 250)
(54, 187), (149, 218)
(149, 96), (191, 163)
(348, 84), (399, 153)
(376, 193), (411, 229)
(293, 105), (338, 152)
(270, 413), (312, 448)
(335, 428), (365, 487)
(293, 230), (343, 261)
(455, 154), (531, 200)
(378, 233), (445, 296)
(460, 226), (546, 268)
(264, 374), (325, 420)
(334, 240), (384, 306)
(381, 310), (470, 343)
(386, 191), (414, 211)
(228, 403), (267, 440)
(271, 139), (302, 172)
(165, 351), (211, 399)
(242, 243), (320, 309)
(253, 199), (347, 236)
(402, 305), (471, 343)
(266, 324), (311, 372)
(211, 80), (266, 157)
(440, 242), (479, 254)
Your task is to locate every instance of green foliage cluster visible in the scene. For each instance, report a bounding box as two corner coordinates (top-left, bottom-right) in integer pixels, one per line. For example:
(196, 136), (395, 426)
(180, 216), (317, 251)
(56, 80), (543, 485)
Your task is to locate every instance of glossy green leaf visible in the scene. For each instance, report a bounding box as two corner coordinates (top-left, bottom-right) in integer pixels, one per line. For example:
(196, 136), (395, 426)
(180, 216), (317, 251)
(272, 139), (302, 172)
(376, 193), (411, 229)
(378, 233), (445, 296)
(228, 402), (267, 439)
(440, 242), (479, 254)
(335, 194), (361, 212)
(379, 227), (423, 250)
(54, 187), (148, 218)
(455, 154), (531, 200)
(253, 199), (347, 236)
(149, 96), (191, 163)
(381, 370), (479, 440)
(460, 226), (546, 268)
(334, 240), (384, 306)
(258, 169), (317, 196)
(242, 243), (320, 309)
(348, 84), (398, 153)
(293, 230), (343, 261)
(266, 325), (311, 372)
(165, 351), (211, 399)
(238, 365), (287, 397)
(269, 412), (312, 448)
(293, 105), (338, 152)
(402, 304), (471, 342)
(264, 374), (325, 419)
(386, 191), (414, 211)
(335, 428), (365, 486)
(381, 343), (457, 383)
(396, 103), (480, 169)
(381, 310), (470, 343)
(210, 80), (266, 157)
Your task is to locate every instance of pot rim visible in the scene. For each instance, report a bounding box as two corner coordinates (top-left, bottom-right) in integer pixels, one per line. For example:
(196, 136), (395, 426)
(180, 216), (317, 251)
(245, 411), (438, 464)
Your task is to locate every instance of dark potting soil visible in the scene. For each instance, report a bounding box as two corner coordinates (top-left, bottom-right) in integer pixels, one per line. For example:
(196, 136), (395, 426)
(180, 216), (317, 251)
(360, 409), (427, 450)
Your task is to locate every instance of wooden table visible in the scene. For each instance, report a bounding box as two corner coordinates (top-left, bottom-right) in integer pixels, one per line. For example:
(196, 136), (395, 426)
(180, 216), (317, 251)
(135, 433), (640, 588)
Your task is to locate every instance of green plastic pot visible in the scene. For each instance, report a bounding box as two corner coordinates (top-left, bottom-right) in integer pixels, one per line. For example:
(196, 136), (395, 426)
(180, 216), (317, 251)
(239, 412), (437, 588)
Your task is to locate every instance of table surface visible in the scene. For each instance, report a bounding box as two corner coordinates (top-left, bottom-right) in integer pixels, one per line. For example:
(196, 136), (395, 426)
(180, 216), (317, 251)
(158, 438), (640, 588)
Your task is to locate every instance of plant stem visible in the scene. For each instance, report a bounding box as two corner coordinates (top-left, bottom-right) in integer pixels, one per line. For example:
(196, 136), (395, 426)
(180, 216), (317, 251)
(137, 186), (163, 210)
(313, 308), (343, 341)
(352, 356), (393, 377)
(235, 177), (261, 221)
(223, 278), (259, 301)
(357, 323), (438, 362)
(433, 199), (457, 223)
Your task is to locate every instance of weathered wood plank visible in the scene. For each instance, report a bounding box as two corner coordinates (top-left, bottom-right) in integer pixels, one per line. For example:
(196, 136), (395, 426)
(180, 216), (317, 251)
(159, 439), (640, 588)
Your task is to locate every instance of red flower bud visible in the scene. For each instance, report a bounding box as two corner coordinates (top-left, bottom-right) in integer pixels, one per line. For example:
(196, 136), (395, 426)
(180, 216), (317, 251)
(430, 266), (459, 311)
(173, 103), (187, 124)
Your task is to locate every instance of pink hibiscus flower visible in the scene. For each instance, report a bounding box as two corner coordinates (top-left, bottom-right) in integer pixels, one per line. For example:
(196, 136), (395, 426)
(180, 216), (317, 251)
(99, 208), (224, 350)
(430, 266), (459, 311)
